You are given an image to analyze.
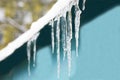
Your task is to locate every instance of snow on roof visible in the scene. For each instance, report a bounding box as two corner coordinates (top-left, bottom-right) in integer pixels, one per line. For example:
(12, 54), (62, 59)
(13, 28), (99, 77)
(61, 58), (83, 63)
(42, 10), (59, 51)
(0, 0), (73, 61)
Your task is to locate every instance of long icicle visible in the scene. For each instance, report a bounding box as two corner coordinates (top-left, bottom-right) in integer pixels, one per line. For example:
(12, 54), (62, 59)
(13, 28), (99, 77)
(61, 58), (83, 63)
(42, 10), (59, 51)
(27, 40), (32, 76)
(75, 0), (82, 57)
(33, 33), (40, 67)
(56, 16), (60, 79)
(62, 13), (67, 60)
(67, 11), (72, 77)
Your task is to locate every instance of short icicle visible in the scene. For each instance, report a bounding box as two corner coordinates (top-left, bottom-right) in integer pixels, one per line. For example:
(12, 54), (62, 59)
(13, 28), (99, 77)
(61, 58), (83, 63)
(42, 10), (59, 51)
(56, 16), (61, 79)
(33, 33), (40, 67)
(27, 40), (32, 76)
(82, 0), (86, 10)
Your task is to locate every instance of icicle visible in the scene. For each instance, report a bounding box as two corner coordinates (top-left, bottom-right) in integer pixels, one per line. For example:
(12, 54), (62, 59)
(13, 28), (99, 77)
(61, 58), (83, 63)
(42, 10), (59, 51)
(62, 13), (67, 61)
(82, 0), (86, 11)
(50, 19), (55, 54)
(61, 4), (70, 61)
(56, 16), (61, 79)
(33, 33), (40, 67)
(75, 1), (82, 57)
(27, 40), (32, 76)
(67, 11), (72, 77)
(27, 32), (39, 76)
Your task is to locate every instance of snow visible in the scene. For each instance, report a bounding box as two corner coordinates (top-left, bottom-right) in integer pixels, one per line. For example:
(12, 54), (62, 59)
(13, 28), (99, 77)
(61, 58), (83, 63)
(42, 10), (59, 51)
(0, 0), (86, 78)
(0, 8), (5, 22)
(23, 12), (32, 25)
(0, 0), (73, 62)
(17, 1), (24, 8)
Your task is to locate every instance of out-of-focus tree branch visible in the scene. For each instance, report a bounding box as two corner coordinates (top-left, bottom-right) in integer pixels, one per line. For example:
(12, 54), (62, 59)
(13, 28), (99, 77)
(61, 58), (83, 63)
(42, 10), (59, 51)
(6, 17), (27, 33)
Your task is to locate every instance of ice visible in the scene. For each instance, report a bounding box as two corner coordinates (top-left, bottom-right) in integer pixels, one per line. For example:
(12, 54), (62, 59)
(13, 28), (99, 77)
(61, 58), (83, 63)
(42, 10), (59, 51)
(26, 0), (84, 78)
(50, 19), (55, 54)
(67, 11), (72, 76)
(56, 16), (61, 79)
(82, 0), (86, 10)
(75, 1), (82, 56)
(26, 0), (85, 78)
(32, 33), (40, 67)
(62, 13), (67, 60)
(0, 0), (86, 79)
(27, 33), (39, 76)
(59, 2), (73, 76)
(27, 40), (32, 76)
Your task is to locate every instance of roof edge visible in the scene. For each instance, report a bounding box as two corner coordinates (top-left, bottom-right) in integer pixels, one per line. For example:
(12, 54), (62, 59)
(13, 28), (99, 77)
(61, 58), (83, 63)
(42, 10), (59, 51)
(0, 0), (73, 61)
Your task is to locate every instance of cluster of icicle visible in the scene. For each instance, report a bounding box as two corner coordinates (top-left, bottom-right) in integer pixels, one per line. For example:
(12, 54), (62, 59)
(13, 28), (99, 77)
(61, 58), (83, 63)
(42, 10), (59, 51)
(27, 33), (40, 76)
(49, 0), (86, 78)
(26, 0), (86, 78)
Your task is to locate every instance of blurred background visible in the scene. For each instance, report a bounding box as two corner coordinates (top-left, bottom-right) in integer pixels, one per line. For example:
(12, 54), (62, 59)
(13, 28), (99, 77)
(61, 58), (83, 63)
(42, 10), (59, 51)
(0, 0), (55, 49)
